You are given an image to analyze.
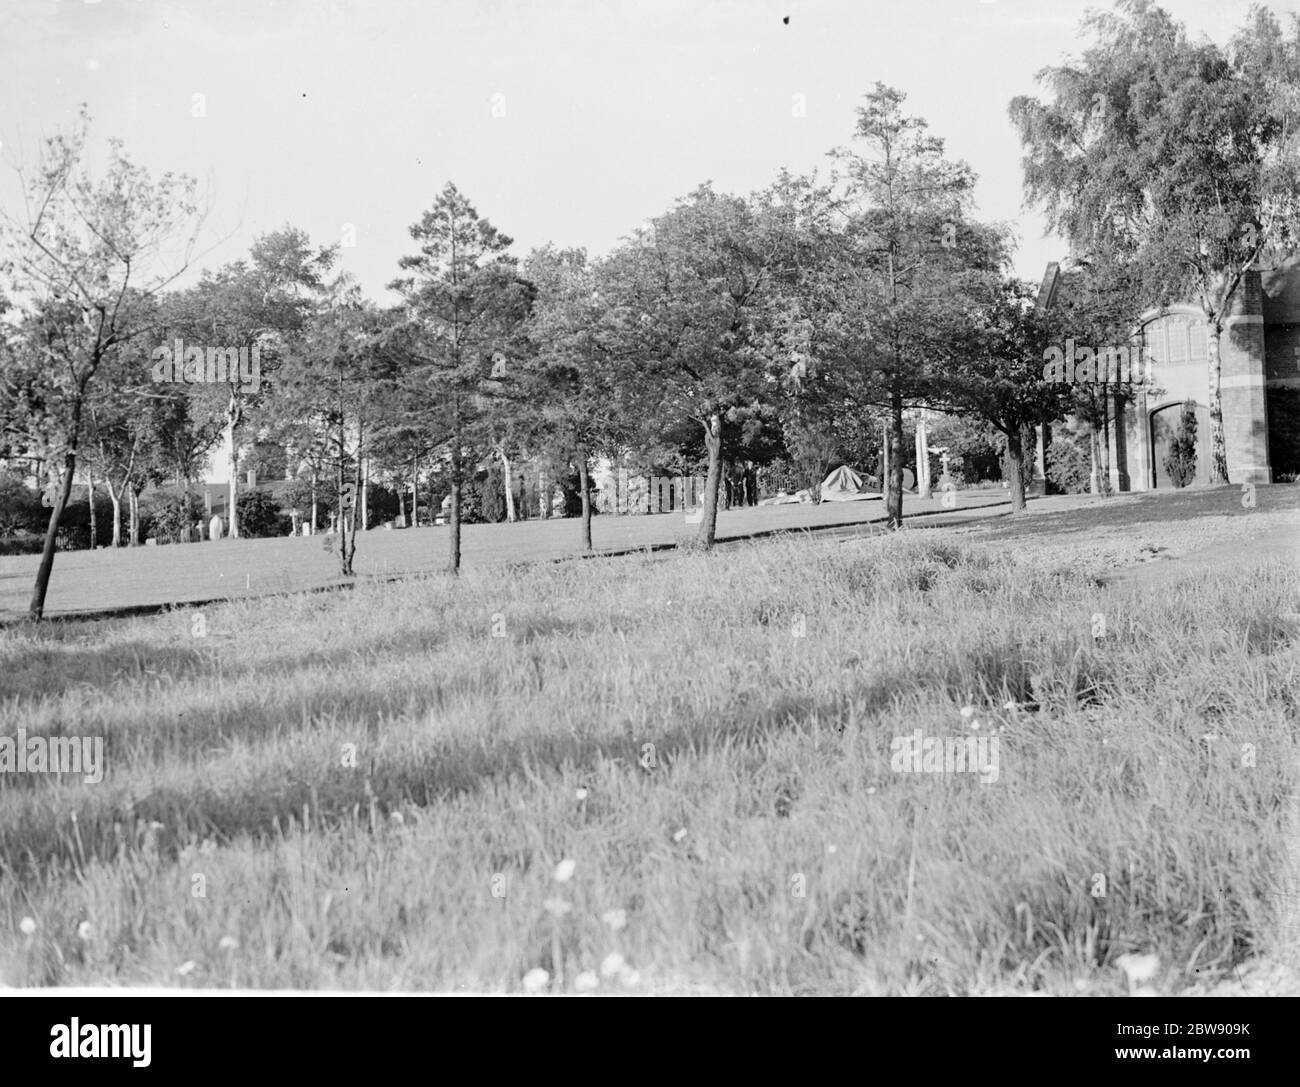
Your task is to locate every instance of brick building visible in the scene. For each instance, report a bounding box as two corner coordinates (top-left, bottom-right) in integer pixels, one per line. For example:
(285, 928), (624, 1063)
(1035, 258), (1300, 491)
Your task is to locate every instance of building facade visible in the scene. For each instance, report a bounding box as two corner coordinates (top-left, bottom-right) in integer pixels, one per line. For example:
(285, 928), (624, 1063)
(1036, 258), (1300, 492)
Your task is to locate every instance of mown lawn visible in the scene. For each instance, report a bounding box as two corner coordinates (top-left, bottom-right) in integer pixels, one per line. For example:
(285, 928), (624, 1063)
(0, 503), (1297, 994)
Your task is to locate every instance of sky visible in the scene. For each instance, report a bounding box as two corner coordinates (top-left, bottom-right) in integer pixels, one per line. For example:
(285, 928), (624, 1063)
(0, 0), (1291, 305)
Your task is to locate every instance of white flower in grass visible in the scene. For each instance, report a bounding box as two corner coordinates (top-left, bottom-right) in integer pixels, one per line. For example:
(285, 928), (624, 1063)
(218, 935), (239, 951)
(960, 705), (977, 721)
(672, 828), (688, 843)
(522, 967), (549, 993)
(553, 858), (576, 883)
(575, 970), (599, 993)
(575, 788), (589, 802)
(1116, 952), (1160, 995)
(176, 960), (196, 976)
(601, 909), (627, 931)
(77, 921), (93, 942)
(600, 952), (625, 979)
(543, 897), (572, 918)
(390, 811), (405, 825)
(19, 917), (36, 937)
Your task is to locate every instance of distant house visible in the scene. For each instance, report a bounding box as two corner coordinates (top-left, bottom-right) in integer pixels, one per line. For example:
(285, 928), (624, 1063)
(1036, 258), (1300, 491)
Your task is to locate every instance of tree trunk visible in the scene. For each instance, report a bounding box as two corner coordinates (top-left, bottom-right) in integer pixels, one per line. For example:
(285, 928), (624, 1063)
(449, 439), (462, 573)
(578, 452), (592, 552)
(1098, 394), (1112, 496)
(310, 468), (318, 535)
(1005, 427), (1027, 513)
(501, 448), (517, 523)
(398, 486), (406, 526)
(361, 455), (369, 532)
(1206, 321), (1230, 485)
(698, 413), (724, 548)
(343, 447), (361, 576)
(1088, 430), (1101, 495)
(887, 387), (904, 528)
(880, 421), (890, 500)
(108, 484), (123, 548)
(411, 455), (419, 527)
(225, 406), (240, 538)
(129, 486), (141, 547)
(30, 453), (78, 620)
(87, 474), (97, 550)
(916, 414), (932, 500)
(538, 465), (548, 520)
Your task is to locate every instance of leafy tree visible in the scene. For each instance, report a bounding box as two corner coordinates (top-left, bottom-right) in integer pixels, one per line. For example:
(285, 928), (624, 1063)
(276, 274), (387, 576)
(598, 185), (794, 547)
(387, 183), (533, 573)
(168, 226), (335, 538)
(523, 245), (627, 550)
(941, 278), (1073, 512)
(1010, 0), (1300, 484)
(0, 110), (203, 618)
(821, 84), (991, 526)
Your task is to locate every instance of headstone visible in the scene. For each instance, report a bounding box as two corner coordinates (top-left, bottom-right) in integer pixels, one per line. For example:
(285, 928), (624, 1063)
(145, 537), (156, 547)
(209, 515), (223, 540)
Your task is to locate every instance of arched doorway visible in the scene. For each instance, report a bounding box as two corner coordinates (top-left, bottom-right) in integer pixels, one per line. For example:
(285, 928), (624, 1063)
(1150, 401), (1209, 488)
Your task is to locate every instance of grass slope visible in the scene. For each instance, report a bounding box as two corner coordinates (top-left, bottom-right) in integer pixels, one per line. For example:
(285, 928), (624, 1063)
(0, 514), (1297, 994)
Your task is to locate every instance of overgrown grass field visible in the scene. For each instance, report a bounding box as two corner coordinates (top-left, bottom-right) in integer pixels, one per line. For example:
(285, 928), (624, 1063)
(1, 519), (1297, 994)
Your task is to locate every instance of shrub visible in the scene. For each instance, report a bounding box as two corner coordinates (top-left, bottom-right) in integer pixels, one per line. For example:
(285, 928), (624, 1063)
(1046, 431), (1092, 494)
(236, 490), (286, 538)
(1163, 400), (1198, 488)
(479, 465), (507, 523)
(0, 472), (46, 536)
(148, 493), (206, 543)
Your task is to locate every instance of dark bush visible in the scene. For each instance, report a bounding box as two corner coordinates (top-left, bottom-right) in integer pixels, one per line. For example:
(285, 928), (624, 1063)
(0, 471), (46, 536)
(479, 465), (507, 523)
(236, 490), (287, 538)
(1163, 400), (1198, 488)
(148, 493), (206, 543)
(1046, 431), (1092, 495)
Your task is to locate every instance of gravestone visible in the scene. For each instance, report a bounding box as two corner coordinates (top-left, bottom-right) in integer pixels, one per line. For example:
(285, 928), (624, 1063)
(208, 515), (223, 540)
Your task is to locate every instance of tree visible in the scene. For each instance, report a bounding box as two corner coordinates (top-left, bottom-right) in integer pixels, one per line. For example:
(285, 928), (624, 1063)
(942, 279), (1074, 512)
(598, 185), (793, 547)
(168, 226), (334, 538)
(1010, 0), (1300, 485)
(0, 111), (203, 618)
(276, 275), (386, 576)
(388, 183), (533, 573)
(822, 84), (990, 527)
(523, 245), (627, 551)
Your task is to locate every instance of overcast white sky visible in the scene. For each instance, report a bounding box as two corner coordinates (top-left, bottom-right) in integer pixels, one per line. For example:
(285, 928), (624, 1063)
(0, 0), (1291, 303)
